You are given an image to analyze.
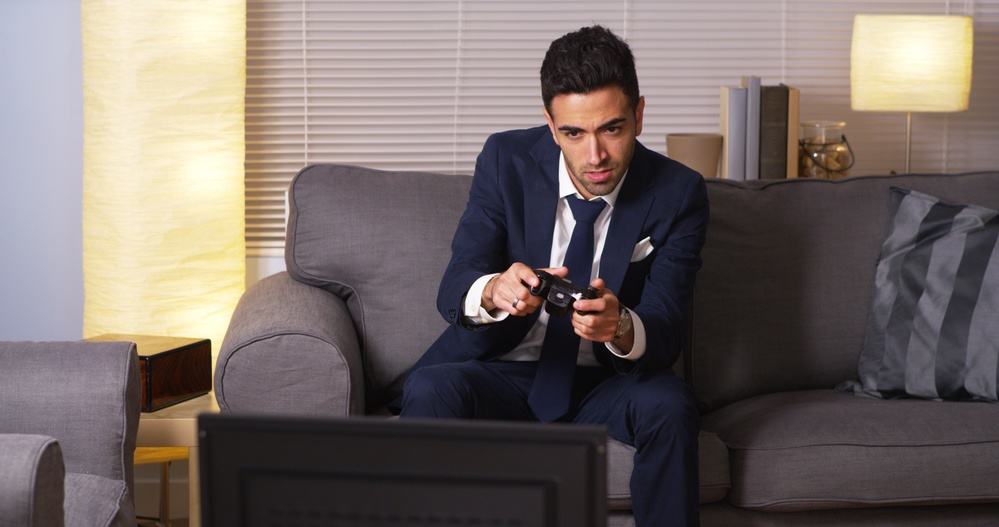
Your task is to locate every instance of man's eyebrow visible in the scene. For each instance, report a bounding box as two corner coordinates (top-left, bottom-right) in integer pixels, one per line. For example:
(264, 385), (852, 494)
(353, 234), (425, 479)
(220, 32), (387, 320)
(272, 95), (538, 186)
(599, 117), (627, 129)
(557, 117), (627, 134)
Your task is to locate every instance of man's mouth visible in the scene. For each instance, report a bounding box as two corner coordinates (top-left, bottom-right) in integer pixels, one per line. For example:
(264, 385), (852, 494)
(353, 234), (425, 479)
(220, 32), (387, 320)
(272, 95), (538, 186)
(585, 169), (613, 183)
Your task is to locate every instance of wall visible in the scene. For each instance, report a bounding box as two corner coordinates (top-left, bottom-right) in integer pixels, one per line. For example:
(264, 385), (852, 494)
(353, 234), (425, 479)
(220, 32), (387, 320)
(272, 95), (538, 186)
(0, 0), (83, 341)
(248, 255), (286, 287)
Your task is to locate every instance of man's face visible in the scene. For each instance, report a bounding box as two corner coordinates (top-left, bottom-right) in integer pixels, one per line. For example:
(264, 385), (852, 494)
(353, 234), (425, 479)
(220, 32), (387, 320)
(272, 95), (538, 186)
(543, 86), (645, 200)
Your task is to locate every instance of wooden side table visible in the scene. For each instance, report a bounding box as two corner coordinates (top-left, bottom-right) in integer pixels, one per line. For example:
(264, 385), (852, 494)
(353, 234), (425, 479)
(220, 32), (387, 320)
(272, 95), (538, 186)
(137, 392), (219, 527)
(135, 446), (188, 526)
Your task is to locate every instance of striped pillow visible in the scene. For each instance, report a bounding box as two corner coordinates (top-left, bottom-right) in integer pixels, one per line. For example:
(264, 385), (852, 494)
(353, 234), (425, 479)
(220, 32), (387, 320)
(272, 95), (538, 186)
(858, 187), (999, 401)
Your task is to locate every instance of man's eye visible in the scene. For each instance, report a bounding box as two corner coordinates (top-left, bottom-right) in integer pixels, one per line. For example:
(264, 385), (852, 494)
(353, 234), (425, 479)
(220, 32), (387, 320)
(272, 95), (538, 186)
(565, 130), (581, 138)
(605, 126), (620, 134)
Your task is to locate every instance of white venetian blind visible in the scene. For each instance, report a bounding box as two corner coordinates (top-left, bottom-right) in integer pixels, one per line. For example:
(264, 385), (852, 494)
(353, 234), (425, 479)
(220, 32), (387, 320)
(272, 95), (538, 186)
(246, 0), (999, 255)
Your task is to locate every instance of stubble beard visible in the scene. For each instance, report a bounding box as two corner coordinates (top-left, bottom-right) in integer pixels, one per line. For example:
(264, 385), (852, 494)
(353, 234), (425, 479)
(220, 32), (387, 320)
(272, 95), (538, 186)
(565, 151), (633, 198)
(574, 170), (618, 197)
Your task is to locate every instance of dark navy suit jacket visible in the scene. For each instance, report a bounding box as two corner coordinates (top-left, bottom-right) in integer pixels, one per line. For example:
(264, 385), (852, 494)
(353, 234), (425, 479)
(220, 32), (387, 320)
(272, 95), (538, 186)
(412, 125), (709, 376)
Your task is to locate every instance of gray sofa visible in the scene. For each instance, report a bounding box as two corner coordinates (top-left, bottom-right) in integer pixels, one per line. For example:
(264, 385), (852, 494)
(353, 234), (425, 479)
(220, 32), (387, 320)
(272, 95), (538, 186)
(0, 341), (140, 527)
(216, 164), (999, 525)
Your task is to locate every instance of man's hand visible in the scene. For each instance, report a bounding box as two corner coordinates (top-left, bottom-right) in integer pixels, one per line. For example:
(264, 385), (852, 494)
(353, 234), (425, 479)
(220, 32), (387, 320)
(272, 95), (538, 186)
(571, 278), (634, 352)
(482, 263), (569, 316)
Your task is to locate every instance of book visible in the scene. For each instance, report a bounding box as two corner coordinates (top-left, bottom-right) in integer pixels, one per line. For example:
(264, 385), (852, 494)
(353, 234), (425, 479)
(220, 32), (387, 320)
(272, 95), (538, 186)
(759, 84), (789, 179)
(719, 86), (747, 180)
(741, 75), (761, 180)
(786, 86), (800, 178)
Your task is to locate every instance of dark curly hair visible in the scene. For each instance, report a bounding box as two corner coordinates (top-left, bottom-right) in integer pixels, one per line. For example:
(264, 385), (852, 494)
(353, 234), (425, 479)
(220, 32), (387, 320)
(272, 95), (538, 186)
(540, 25), (640, 114)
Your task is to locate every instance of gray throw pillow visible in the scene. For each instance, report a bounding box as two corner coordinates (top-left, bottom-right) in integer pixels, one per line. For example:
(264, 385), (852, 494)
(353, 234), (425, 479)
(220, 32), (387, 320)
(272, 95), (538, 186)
(853, 187), (999, 401)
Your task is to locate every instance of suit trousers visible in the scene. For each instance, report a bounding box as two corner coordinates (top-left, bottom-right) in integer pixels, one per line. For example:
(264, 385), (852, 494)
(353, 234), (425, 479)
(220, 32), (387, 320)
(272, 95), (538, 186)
(400, 360), (700, 527)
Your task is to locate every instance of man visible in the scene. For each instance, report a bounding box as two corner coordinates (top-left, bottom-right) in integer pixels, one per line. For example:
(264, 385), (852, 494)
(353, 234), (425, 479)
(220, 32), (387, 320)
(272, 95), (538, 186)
(400, 25), (708, 526)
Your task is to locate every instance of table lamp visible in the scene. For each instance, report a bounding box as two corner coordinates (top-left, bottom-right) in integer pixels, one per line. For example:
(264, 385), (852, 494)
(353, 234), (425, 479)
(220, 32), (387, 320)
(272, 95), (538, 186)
(850, 14), (974, 173)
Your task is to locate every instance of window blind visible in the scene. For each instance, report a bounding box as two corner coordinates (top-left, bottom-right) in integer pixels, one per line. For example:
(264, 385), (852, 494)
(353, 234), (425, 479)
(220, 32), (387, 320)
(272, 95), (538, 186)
(247, 0), (999, 255)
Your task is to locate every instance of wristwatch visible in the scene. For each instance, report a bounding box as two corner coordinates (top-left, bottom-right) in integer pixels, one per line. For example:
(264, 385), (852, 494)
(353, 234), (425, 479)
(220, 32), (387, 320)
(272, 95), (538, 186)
(614, 306), (633, 340)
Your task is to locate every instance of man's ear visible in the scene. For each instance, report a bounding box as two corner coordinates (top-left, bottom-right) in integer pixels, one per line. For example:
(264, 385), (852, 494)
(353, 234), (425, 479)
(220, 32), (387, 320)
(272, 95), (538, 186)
(543, 106), (560, 145)
(634, 96), (646, 137)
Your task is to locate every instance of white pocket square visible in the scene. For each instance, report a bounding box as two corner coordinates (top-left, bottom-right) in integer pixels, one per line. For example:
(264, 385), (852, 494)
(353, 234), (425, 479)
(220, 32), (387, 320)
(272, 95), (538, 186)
(630, 236), (654, 262)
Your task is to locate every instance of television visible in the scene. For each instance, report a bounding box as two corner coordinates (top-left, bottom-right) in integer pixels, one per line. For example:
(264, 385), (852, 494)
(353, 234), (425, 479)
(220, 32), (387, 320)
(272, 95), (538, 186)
(198, 414), (608, 527)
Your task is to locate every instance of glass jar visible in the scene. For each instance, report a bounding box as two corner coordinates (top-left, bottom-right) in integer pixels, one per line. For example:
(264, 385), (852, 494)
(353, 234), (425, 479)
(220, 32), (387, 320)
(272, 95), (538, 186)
(799, 121), (855, 179)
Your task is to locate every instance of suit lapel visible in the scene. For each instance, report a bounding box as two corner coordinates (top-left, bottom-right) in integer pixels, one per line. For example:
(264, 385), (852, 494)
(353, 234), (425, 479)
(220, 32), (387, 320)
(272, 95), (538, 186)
(526, 133), (560, 270)
(600, 143), (655, 297)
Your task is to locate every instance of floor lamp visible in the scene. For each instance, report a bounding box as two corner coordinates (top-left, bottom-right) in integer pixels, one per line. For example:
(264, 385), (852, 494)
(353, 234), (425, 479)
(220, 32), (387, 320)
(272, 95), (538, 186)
(850, 15), (974, 174)
(82, 1), (246, 359)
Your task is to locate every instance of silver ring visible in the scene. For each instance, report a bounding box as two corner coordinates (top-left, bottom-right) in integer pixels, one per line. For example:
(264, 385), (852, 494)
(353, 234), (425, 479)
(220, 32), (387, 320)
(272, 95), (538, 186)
(511, 298), (520, 309)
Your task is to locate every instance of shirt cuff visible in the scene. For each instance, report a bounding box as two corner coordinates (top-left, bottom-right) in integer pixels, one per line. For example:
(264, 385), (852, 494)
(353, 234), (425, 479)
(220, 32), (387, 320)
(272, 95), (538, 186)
(462, 273), (509, 324)
(606, 307), (646, 361)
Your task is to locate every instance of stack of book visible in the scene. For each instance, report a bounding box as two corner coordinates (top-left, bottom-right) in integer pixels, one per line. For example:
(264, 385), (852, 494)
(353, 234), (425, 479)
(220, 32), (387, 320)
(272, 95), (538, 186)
(720, 76), (800, 180)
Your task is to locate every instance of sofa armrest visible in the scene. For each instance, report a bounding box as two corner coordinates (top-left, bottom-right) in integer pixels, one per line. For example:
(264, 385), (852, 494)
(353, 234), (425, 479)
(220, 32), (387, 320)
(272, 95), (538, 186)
(0, 341), (139, 499)
(0, 434), (65, 527)
(215, 271), (365, 416)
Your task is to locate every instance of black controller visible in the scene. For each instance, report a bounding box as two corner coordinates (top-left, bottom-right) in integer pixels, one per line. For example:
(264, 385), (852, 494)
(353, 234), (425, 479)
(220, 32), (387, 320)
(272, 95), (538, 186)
(527, 270), (598, 317)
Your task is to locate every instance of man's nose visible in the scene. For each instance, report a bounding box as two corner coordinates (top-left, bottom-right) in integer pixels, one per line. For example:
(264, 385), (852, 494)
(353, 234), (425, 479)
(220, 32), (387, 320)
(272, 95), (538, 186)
(586, 136), (607, 166)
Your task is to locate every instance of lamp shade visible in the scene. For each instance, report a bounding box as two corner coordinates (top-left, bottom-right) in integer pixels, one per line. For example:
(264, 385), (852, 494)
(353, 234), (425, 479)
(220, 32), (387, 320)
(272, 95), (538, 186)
(82, 1), (246, 362)
(851, 15), (973, 112)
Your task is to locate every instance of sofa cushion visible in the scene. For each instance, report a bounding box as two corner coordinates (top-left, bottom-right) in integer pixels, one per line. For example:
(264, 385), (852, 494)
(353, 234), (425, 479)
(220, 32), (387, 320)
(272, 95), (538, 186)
(692, 172), (999, 411)
(856, 187), (999, 400)
(702, 389), (999, 511)
(382, 412), (730, 509)
(607, 431), (730, 509)
(285, 164), (471, 400)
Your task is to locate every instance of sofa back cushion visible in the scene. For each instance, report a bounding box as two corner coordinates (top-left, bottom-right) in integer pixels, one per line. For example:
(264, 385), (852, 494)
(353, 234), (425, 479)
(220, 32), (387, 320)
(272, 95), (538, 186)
(286, 164), (471, 398)
(285, 165), (999, 409)
(693, 172), (999, 410)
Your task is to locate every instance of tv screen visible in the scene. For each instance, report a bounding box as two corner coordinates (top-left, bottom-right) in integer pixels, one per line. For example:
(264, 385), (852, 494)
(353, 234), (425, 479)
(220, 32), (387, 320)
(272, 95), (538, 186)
(198, 414), (607, 527)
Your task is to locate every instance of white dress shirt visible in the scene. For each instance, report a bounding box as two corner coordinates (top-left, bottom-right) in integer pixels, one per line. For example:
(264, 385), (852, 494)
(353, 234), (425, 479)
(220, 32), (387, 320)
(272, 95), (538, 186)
(462, 152), (647, 364)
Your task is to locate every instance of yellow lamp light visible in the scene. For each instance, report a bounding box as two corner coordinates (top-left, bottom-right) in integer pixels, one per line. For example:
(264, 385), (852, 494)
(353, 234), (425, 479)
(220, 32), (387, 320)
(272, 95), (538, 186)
(851, 14), (974, 173)
(82, 0), (246, 365)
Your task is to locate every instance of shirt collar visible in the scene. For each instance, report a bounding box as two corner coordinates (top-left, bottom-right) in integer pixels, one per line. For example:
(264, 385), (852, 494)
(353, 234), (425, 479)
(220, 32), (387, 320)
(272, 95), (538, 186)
(558, 151), (627, 208)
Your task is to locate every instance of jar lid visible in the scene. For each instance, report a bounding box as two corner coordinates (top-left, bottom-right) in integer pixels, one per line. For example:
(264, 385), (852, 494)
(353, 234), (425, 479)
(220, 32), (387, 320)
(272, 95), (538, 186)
(801, 120), (846, 128)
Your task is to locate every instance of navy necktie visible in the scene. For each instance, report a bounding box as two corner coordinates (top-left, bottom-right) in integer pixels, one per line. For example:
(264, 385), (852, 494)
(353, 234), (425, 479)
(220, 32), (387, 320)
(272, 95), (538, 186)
(528, 196), (606, 422)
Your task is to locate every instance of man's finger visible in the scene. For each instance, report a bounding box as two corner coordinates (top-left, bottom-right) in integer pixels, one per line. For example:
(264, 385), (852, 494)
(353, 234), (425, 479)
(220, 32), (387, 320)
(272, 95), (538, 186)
(496, 282), (517, 309)
(573, 312), (595, 328)
(523, 294), (543, 308)
(511, 300), (524, 315)
(576, 325), (606, 341)
(509, 281), (528, 298)
(502, 278), (535, 313)
(574, 297), (605, 313)
(499, 289), (516, 313)
(542, 266), (569, 278)
(573, 321), (593, 337)
(511, 286), (533, 309)
(518, 266), (542, 288)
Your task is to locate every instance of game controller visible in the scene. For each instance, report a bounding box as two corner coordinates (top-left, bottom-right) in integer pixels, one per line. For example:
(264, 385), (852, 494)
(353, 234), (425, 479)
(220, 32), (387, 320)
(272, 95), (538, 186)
(527, 270), (598, 317)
